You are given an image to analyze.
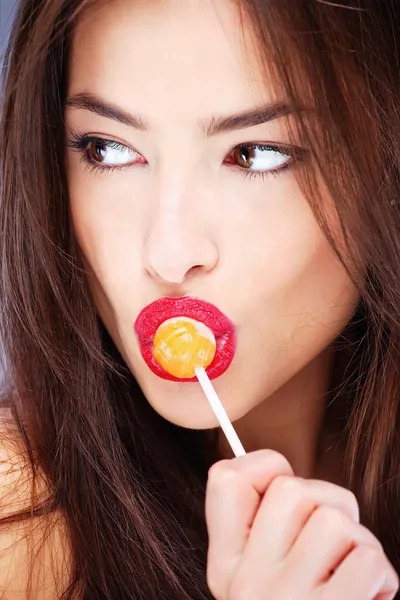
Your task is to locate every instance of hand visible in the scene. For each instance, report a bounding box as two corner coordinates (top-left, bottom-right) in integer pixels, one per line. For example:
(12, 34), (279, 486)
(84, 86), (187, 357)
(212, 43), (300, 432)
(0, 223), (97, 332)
(205, 449), (399, 600)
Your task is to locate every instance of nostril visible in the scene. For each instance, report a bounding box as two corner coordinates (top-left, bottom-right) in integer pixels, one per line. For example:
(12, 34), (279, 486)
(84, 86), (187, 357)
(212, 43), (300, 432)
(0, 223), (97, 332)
(184, 264), (209, 281)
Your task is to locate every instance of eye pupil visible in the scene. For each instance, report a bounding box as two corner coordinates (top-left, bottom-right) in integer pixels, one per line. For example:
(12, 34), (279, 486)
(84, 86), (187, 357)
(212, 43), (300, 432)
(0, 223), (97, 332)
(234, 144), (255, 169)
(88, 141), (107, 163)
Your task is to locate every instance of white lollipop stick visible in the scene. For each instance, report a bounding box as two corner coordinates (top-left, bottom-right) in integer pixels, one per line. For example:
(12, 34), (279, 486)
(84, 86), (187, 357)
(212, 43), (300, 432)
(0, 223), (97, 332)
(195, 367), (246, 457)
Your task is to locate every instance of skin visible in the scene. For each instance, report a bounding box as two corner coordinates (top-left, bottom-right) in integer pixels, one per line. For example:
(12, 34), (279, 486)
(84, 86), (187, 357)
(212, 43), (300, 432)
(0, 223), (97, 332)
(63, 0), (398, 597)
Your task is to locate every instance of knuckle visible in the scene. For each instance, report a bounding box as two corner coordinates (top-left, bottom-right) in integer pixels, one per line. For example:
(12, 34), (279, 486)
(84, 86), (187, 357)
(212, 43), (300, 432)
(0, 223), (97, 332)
(311, 505), (347, 534)
(208, 459), (234, 479)
(345, 540), (398, 594)
(342, 488), (360, 520)
(356, 544), (387, 567)
(357, 523), (384, 551)
(268, 474), (305, 500)
(243, 449), (293, 475)
(208, 450), (293, 487)
(266, 449), (293, 474)
(354, 543), (398, 585)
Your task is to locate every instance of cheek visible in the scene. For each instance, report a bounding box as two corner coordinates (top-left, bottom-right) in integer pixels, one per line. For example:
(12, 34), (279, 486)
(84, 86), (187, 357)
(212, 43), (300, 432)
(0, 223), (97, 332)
(223, 180), (359, 389)
(225, 175), (357, 317)
(67, 169), (149, 354)
(67, 166), (146, 292)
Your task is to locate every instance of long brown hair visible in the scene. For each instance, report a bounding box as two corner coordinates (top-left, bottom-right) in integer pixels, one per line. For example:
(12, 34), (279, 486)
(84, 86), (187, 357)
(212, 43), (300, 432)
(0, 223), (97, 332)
(1, 0), (400, 597)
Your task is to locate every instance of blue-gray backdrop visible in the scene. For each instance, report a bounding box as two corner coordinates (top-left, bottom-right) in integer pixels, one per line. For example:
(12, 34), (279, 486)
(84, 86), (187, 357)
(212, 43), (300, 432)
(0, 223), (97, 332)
(1, 0), (16, 69)
(0, 0), (16, 386)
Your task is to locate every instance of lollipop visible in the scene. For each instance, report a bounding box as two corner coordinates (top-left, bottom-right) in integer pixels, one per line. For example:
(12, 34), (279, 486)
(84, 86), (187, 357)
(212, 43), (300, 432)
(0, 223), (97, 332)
(153, 315), (246, 457)
(153, 317), (216, 379)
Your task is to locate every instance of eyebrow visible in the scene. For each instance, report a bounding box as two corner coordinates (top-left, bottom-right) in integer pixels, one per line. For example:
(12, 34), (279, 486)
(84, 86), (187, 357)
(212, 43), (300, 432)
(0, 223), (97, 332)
(65, 92), (293, 136)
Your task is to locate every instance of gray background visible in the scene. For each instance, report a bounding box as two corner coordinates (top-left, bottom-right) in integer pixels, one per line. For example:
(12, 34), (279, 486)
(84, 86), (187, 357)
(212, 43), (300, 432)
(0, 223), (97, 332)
(0, 0), (15, 386)
(1, 0), (16, 70)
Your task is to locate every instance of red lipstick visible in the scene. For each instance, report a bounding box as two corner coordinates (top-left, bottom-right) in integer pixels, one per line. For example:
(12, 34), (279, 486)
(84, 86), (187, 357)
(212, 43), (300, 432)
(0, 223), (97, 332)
(134, 297), (236, 382)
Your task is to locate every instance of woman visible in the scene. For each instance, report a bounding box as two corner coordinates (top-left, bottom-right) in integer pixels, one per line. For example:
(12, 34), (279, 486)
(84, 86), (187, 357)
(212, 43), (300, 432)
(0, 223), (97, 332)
(0, 0), (399, 597)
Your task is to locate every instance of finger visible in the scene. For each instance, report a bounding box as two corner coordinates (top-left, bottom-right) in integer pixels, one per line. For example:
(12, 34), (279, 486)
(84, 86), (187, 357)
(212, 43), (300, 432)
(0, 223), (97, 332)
(285, 506), (382, 588)
(211, 449), (294, 495)
(240, 475), (359, 569)
(205, 450), (293, 600)
(323, 544), (399, 600)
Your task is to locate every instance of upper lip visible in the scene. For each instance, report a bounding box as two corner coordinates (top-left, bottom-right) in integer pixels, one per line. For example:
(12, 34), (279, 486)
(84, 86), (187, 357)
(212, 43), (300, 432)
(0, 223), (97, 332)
(134, 296), (235, 341)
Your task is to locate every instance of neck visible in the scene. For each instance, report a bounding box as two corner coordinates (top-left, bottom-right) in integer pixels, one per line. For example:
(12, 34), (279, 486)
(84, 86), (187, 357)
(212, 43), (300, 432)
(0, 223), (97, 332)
(217, 350), (337, 479)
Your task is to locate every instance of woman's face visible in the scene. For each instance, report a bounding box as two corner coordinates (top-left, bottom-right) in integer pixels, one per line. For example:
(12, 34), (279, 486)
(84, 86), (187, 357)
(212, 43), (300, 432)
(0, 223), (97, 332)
(66, 0), (359, 428)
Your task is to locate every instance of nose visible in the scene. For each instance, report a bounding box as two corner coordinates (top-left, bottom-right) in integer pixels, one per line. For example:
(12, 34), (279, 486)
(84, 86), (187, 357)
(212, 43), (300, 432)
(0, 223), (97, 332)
(143, 184), (218, 285)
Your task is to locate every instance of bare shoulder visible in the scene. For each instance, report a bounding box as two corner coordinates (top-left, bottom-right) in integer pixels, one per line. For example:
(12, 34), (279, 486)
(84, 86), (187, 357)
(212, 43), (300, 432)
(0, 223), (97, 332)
(0, 411), (72, 599)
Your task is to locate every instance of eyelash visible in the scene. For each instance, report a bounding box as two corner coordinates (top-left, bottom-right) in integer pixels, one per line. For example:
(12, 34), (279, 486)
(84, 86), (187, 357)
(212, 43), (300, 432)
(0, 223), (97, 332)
(67, 131), (304, 180)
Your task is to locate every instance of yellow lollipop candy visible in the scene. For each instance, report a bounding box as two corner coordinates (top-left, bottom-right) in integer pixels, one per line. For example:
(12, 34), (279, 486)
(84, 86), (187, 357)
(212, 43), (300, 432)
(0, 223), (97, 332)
(153, 317), (216, 379)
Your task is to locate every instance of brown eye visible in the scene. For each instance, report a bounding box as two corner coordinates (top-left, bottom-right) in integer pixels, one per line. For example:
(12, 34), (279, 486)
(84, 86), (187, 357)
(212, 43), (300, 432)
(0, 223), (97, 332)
(83, 138), (142, 167)
(230, 143), (293, 172)
(233, 144), (257, 169)
(68, 134), (146, 171)
(87, 140), (108, 163)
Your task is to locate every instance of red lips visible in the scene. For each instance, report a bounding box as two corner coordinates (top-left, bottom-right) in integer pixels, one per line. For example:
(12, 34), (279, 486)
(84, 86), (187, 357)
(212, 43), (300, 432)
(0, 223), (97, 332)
(134, 297), (237, 382)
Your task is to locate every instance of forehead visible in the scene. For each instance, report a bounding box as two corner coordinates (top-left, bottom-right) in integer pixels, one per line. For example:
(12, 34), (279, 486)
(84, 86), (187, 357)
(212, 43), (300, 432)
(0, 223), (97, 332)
(68, 0), (274, 124)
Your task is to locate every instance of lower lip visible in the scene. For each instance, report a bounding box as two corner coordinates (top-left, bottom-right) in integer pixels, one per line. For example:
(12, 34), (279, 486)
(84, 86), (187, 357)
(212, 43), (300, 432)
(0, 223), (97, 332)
(134, 297), (237, 382)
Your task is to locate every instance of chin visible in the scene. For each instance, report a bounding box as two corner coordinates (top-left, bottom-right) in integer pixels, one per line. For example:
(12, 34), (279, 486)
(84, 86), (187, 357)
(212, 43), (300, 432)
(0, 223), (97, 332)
(132, 364), (254, 430)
